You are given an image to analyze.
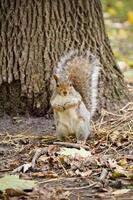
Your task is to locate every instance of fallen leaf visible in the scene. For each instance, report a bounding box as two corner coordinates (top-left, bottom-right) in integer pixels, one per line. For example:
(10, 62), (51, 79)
(108, 159), (130, 178)
(32, 171), (58, 178)
(0, 175), (36, 192)
(112, 171), (125, 178)
(5, 188), (28, 197)
(39, 155), (49, 162)
(13, 163), (32, 173)
(109, 131), (121, 144)
(57, 147), (92, 158)
(75, 169), (92, 177)
(118, 158), (127, 166)
(113, 189), (131, 195)
(99, 168), (108, 180)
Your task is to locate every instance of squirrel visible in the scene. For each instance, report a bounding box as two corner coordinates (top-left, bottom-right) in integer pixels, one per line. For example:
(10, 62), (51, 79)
(50, 50), (101, 144)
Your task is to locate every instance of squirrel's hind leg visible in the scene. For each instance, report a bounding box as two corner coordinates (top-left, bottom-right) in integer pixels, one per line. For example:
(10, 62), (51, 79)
(56, 122), (69, 141)
(75, 119), (90, 144)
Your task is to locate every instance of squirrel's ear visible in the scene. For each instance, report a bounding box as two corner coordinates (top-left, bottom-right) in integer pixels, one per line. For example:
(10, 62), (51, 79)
(53, 74), (59, 83)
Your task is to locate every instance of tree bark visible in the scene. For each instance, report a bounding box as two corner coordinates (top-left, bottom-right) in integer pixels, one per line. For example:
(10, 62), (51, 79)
(0, 0), (131, 116)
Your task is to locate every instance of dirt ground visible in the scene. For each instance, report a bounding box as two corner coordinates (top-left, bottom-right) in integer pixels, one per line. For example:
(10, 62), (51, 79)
(0, 104), (133, 200)
(0, 115), (55, 136)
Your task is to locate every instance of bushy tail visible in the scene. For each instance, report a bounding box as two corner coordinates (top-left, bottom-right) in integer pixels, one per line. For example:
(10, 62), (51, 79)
(88, 53), (101, 117)
(53, 50), (101, 116)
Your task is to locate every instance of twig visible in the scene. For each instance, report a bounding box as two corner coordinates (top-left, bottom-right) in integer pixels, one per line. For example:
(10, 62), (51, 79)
(37, 177), (76, 185)
(63, 182), (97, 190)
(104, 111), (122, 117)
(38, 179), (97, 189)
(101, 144), (119, 155)
(91, 120), (97, 132)
(53, 142), (91, 150)
(117, 155), (133, 160)
(0, 168), (11, 172)
(120, 102), (133, 111)
(56, 157), (68, 176)
(31, 147), (48, 168)
(99, 168), (108, 181)
(98, 114), (105, 129)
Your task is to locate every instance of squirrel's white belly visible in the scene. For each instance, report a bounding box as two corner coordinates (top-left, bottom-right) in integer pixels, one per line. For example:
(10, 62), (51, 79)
(58, 108), (78, 134)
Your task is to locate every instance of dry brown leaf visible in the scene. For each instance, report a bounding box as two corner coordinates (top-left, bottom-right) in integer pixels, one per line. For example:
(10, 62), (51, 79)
(38, 155), (49, 162)
(58, 147), (92, 158)
(108, 159), (130, 178)
(32, 171), (58, 178)
(109, 131), (121, 143)
(113, 189), (131, 195)
(75, 169), (92, 177)
(5, 188), (28, 197)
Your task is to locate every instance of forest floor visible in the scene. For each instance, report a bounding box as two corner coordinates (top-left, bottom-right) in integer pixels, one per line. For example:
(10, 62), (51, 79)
(0, 97), (133, 200)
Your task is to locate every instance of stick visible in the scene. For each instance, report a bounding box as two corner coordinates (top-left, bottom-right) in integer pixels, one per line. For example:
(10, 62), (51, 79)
(99, 168), (108, 181)
(37, 177), (76, 185)
(31, 147), (48, 168)
(63, 182), (97, 190)
(56, 157), (68, 176)
(53, 142), (91, 150)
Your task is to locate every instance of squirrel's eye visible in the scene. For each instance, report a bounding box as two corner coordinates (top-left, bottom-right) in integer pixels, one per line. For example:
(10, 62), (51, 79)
(57, 83), (60, 87)
(69, 83), (72, 87)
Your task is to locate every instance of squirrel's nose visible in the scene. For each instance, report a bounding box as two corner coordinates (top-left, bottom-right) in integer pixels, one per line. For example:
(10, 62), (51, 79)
(63, 91), (67, 96)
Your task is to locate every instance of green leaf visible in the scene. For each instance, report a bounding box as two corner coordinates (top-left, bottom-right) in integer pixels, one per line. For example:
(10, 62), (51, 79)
(0, 175), (36, 192)
(112, 171), (125, 178)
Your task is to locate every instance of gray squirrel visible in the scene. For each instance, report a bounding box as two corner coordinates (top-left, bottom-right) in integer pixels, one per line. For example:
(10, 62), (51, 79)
(50, 50), (101, 144)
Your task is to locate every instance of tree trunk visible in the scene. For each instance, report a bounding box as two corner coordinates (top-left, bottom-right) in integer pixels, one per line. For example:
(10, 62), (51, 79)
(0, 0), (131, 116)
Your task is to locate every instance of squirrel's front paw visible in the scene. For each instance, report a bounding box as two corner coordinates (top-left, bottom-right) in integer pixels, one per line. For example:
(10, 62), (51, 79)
(53, 105), (64, 112)
(64, 102), (77, 109)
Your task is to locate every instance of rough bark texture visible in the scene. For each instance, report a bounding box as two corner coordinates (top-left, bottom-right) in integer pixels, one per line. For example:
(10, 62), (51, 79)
(0, 0), (130, 116)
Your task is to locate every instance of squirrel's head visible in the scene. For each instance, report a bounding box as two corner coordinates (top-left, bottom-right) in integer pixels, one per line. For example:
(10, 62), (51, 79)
(53, 74), (73, 96)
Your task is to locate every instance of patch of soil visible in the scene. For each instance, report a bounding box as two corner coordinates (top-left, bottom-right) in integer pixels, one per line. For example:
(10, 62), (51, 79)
(0, 104), (133, 200)
(0, 115), (55, 135)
